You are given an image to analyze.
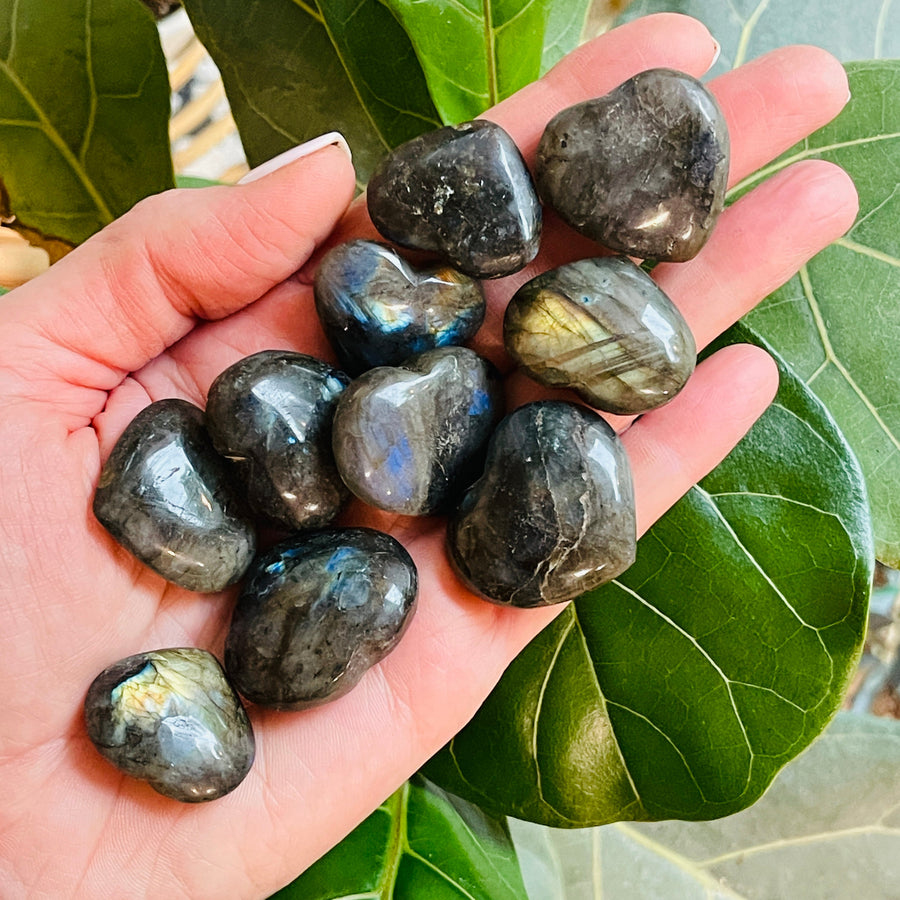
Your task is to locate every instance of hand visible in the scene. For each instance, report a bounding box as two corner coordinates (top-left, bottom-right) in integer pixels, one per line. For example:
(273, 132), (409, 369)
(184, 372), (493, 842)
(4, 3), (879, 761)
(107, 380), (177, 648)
(0, 14), (857, 898)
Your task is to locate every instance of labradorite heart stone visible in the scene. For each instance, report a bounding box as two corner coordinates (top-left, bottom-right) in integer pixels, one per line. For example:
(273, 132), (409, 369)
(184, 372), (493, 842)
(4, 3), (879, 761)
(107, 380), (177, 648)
(536, 68), (730, 261)
(314, 240), (485, 375)
(447, 400), (636, 607)
(84, 648), (255, 802)
(332, 346), (502, 516)
(504, 256), (696, 414)
(93, 399), (256, 592)
(366, 120), (541, 278)
(205, 350), (350, 531)
(225, 528), (418, 710)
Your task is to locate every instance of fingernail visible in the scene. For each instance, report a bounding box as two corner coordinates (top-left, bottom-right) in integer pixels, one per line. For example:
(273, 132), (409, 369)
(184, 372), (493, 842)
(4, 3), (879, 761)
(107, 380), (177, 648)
(710, 38), (721, 69)
(238, 132), (352, 184)
(845, 87), (852, 105)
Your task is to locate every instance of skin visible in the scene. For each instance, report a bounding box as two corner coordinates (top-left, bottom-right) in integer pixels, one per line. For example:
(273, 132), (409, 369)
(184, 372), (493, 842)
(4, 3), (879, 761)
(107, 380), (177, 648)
(0, 14), (858, 899)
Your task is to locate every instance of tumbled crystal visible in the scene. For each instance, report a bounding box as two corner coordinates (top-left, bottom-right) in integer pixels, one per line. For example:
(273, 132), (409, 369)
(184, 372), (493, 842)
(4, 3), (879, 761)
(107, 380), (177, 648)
(84, 648), (255, 802)
(314, 240), (485, 375)
(205, 350), (350, 531)
(367, 120), (541, 278)
(332, 347), (502, 516)
(93, 399), (256, 592)
(536, 68), (729, 261)
(504, 257), (696, 414)
(447, 400), (635, 607)
(225, 528), (418, 710)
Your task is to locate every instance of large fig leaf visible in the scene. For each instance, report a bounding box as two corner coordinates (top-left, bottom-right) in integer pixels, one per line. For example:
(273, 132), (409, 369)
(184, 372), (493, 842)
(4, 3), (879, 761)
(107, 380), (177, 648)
(620, 0), (900, 75)
(424, 323), (872, 827)
(182, 0), (595, 181)
(511, 712), (900, 899)
(0, 0), (174, 245)
(272, 775), (527, 899)
(382, 0), (595, 123)
(733, 63), (900, 565)
(181, 0), (442, 182)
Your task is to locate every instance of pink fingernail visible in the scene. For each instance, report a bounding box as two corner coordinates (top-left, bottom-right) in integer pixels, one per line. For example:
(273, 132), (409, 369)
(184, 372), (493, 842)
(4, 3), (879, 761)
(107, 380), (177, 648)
(710, 38), (721, 69)
(238, 132), (352, 184)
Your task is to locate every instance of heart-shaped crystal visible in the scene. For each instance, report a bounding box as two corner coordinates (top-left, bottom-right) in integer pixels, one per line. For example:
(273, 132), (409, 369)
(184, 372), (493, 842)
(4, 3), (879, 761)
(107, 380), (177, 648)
(314, 240), (485, 375)
(504, 256), (696, 414)
(447, 400), (636, 607)
(84, 648), (255, 802)
(225, 528), (418, 710)
(536, 68), (729, 261)
(367, 120), (541, 278)
(332, 347), (502, 515)
(205, 350), (350, 531)
(93, 399), (255, 592)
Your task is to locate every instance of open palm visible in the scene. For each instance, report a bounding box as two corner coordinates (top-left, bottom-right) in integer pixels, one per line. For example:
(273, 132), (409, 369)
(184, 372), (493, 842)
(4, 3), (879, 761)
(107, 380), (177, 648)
(0, 15), (857, 899)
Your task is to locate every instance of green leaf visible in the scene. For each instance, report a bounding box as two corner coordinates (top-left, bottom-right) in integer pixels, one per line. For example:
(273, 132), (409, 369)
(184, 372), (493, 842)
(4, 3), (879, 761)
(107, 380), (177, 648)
(619, 0), (900, 74)
(511, 712), (900, 899)
(0, 0), (174, 244)
(272, 775), (527, 899)
(733, 62), (900, 565)
(425, 323), (872, 827)
(381, 0), (595, 123)
(182, 0), (443, 181)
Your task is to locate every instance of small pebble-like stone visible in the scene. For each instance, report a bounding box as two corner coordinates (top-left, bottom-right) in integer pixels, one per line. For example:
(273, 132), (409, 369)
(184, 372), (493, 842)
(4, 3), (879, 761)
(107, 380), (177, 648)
(447, 401), (635, 607)
(332, 347), (502, 515)
(367, 120), (541, 278)
(93, 399), (256, 592)
(536, 68), (729, 261)
(314, 240), (485, 375)
(84, 648), (255, 802)
(205, 351), (350, 531)
(225, 529), (418, 710)
(504, 257), (696, 414)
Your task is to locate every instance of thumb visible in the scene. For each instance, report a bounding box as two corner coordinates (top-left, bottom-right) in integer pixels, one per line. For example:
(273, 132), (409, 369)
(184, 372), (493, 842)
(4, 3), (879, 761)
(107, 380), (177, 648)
(2, 135), (355, 380)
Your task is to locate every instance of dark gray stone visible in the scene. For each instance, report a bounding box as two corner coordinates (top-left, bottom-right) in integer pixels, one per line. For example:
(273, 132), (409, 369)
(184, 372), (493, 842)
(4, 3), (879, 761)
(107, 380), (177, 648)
(332, 347), (503, 516)
(536, 68), (730, 261)
(225, 528), (418, 710)
(447, 401), (635, 607)
(84, 648), (255, 802)
(314, 240), (485, 375)
(93, 399), (256, 592)
(366, 120), (541, 278)
(504, 256), (696, 414)
(205, 351), (350, 531)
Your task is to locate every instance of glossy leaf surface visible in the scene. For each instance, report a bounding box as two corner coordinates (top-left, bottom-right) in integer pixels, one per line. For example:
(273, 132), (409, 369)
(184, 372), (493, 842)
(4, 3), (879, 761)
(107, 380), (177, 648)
(511, 713), (900, 899)
(0, 0), (174, 245)
(272, 775), (527, 899)
(382, 0), (595, 122)
(735, 63), (900, 566)
(425, 324), (872, 826)
(182, 0), (594, 181)
(182, 0), (442, 181)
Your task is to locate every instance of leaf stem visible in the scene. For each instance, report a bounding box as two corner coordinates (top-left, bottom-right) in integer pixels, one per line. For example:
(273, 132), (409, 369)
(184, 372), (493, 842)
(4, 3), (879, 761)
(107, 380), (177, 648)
(483, 0), (498, 107)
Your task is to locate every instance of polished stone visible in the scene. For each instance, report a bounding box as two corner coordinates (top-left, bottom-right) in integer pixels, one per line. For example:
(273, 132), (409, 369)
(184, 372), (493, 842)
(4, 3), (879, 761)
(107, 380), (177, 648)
(84, 648), (254, 802)
(93, 399), (256, 592)
(504, 257), (696, 414)
(225, 528), (418, 710)
(536, 68), (730, 261)
(447, 401), (635, 607)
(314, 240), (485, 375)
(332, 347), (502, 515)
(367, 120), (541, 278)
(205, 351), (350, 531)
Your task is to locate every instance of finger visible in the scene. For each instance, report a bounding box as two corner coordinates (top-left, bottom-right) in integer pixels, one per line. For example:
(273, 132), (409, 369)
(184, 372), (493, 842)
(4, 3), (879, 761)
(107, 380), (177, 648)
(712, 44), (850, 188)
(2, 141), (355, 390)
(655, 159), (859, 350)
(624, 343), (779, 535)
